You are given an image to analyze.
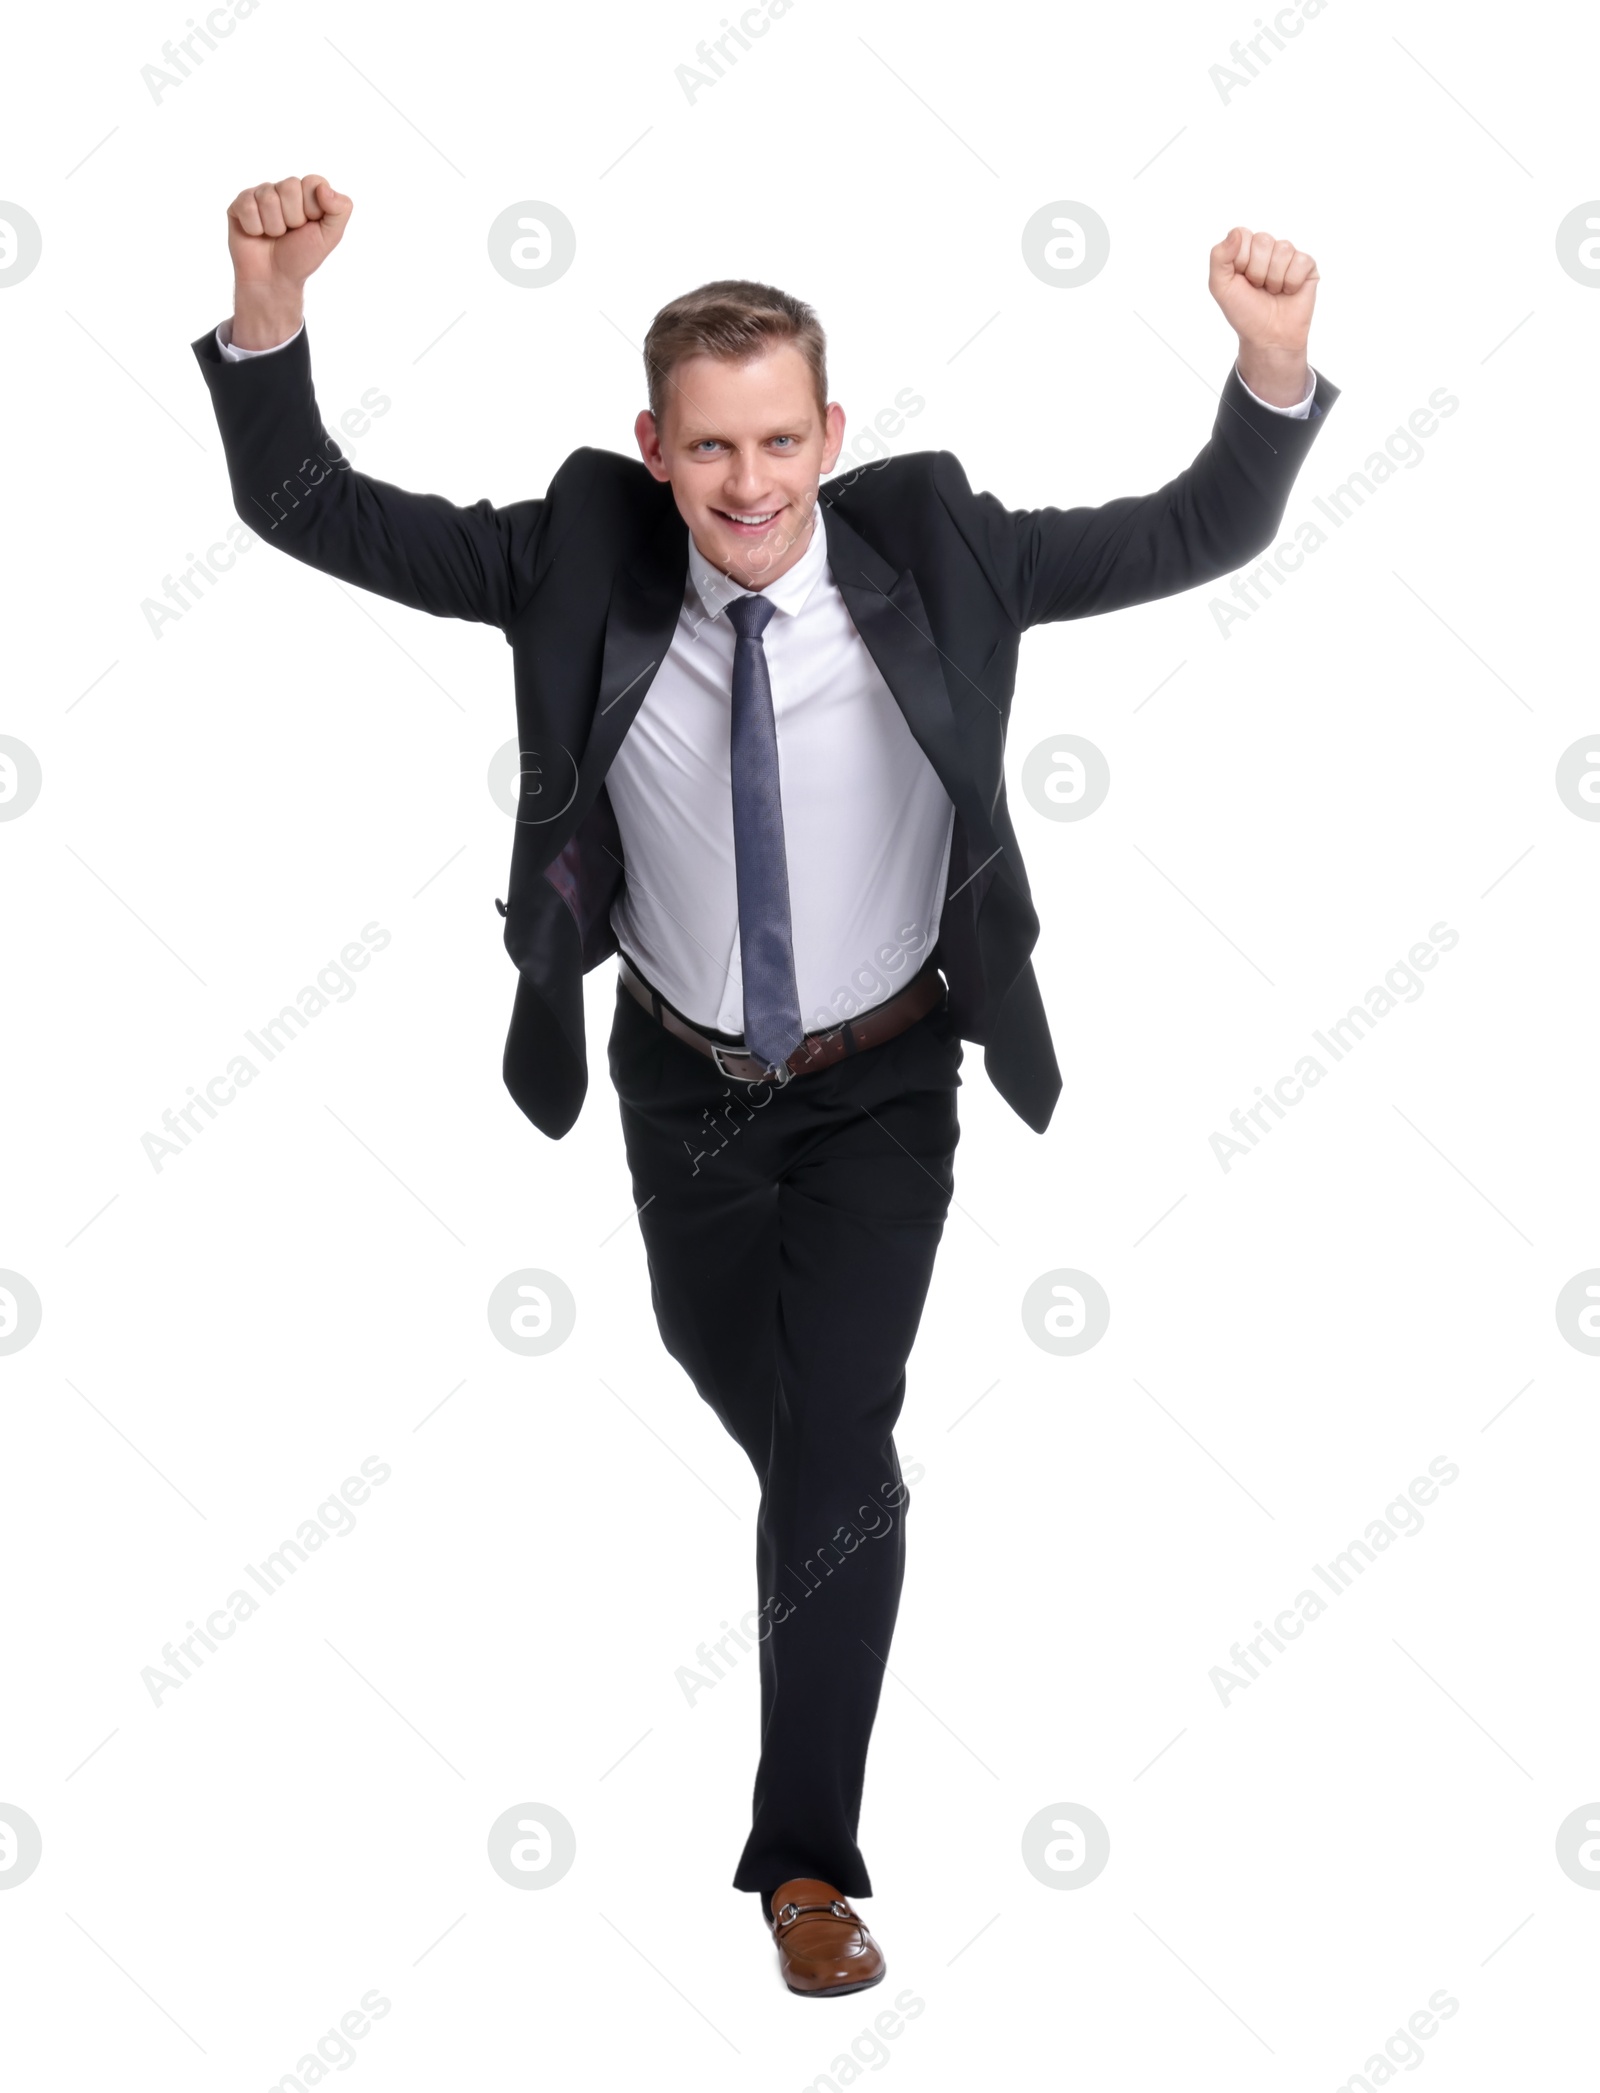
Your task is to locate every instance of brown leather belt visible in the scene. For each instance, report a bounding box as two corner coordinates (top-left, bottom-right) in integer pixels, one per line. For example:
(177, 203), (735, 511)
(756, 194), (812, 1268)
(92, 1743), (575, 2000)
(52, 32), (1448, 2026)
(618, 953), (945, 1086)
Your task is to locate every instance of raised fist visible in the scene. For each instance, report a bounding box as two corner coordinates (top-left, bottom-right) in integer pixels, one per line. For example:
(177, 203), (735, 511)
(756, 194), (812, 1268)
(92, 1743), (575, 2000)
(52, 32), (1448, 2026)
(1208, 226), (1318, 358)
(229, 175), (352, 288)
(227, 176), (352, 347)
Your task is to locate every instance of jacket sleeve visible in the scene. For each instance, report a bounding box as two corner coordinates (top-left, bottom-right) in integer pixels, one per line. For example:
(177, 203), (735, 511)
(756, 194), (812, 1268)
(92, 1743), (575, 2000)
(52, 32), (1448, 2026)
(190, 322), (554, 628)
(934, 363), (1339, 631)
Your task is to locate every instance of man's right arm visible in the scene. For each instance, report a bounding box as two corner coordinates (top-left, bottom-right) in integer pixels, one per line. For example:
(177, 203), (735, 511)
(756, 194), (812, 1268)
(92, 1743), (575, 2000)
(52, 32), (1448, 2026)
(193, 175), (550, 629)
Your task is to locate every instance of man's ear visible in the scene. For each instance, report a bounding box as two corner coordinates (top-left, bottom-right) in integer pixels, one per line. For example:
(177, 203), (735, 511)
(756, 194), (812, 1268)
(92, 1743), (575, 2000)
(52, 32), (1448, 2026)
(820, 400), (847, 475)
(636, 406), (671, 482)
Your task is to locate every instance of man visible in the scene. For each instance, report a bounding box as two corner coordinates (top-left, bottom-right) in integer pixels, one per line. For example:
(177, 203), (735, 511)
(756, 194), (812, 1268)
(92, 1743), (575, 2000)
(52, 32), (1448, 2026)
(192, 175), (1336, 1996)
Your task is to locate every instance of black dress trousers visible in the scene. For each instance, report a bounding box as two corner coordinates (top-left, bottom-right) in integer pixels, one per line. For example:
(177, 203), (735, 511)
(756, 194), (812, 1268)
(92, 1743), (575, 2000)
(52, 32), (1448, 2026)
(607, 970), (962, 1899)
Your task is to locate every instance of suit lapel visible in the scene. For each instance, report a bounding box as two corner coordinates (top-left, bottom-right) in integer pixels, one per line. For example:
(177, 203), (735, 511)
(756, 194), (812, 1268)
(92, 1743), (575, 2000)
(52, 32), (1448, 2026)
(574, 502), (689, 811)
(821, 501), (1000, 865)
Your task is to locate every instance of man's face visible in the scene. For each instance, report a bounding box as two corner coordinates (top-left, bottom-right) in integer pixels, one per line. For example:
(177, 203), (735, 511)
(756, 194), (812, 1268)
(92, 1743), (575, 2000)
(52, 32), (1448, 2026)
(635, 342), (847, 590)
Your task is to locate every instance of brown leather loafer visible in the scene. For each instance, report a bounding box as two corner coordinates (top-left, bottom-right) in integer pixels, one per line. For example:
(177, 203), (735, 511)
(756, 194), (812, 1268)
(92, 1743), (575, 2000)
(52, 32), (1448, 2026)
(768, 1878), (885, 1997)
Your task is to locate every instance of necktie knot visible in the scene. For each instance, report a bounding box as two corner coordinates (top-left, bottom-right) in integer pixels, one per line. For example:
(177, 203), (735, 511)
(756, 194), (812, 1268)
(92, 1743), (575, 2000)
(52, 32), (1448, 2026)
(725, 591), (778, 641)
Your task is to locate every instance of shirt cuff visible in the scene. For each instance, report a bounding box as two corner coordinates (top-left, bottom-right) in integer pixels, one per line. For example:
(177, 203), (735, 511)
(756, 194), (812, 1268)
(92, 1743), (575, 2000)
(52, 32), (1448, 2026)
(1234, 362), (1315, 419)
(216, 314), (305, 361)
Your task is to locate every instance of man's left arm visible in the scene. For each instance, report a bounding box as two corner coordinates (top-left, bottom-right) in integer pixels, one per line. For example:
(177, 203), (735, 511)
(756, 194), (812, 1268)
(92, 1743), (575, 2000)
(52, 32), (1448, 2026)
(943, 227), (1339, 629)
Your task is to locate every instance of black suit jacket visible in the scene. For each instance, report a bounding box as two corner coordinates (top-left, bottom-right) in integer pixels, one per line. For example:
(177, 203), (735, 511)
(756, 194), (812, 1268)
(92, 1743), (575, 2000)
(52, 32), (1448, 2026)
(192, 326), (1338, 1139)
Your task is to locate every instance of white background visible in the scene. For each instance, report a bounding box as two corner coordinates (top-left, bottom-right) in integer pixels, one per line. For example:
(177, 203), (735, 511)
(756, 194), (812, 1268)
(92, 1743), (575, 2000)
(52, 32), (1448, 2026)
(3, 0), (1598, 2085)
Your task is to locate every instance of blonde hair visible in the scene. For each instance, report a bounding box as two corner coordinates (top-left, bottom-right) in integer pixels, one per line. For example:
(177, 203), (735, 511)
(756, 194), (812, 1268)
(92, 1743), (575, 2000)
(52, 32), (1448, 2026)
(642, 278), (827, 428)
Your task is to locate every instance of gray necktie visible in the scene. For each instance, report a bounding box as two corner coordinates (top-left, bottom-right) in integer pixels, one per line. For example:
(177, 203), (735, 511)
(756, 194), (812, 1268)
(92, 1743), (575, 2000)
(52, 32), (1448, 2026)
(725, 592), (804, 1070)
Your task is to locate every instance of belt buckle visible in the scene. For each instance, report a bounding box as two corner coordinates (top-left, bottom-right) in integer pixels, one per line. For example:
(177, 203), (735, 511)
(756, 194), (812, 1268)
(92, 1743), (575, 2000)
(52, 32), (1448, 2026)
(712, 1042), (792, 1087)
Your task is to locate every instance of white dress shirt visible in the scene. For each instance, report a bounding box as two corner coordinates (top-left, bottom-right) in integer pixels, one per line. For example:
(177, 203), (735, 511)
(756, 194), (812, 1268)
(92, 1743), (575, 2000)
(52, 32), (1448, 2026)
(217, 319), (1315, 1034)
(604, 504), (957, 1035)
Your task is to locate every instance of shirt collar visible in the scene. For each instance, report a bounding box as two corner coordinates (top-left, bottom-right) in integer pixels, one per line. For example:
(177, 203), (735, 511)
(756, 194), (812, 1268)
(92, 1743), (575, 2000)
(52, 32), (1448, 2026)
(685, 498), (829, 625)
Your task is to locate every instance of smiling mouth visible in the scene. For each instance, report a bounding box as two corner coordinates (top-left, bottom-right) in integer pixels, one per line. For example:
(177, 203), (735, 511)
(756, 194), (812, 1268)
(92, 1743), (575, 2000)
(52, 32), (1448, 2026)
(713, 505), (784, 535)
